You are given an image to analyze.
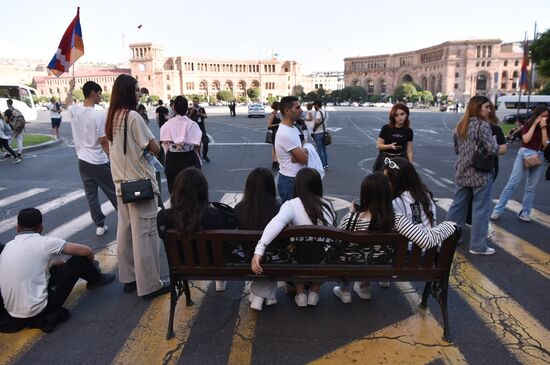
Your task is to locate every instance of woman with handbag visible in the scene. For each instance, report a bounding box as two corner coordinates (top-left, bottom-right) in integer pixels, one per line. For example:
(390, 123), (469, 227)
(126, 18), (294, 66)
(491, 105), (549, 222)
(373, 103), (414, 172)
(105, 74), (169, 299)
(446, 96), (498, 255)
(266, 101), (281, 169)
(160, 95), (202, 194)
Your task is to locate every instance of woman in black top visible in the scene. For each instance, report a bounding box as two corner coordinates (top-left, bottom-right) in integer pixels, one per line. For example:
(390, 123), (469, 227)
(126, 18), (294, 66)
(267, 101), (281, 168)
(373, 103), (414, 171)
(234, 167), (280, 311)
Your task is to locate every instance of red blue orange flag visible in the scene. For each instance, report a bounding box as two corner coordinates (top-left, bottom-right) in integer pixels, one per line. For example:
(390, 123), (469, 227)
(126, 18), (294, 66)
(519, 40), (529, 90)
(47, 7), (84, 77)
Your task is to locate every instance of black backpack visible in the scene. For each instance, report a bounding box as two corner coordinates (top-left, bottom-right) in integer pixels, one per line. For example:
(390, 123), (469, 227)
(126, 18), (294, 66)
(210, 202), (237, 229)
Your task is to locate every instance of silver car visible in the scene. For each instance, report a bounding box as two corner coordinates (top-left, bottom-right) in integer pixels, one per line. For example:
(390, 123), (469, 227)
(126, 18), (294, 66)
(247, 103), (265, 118)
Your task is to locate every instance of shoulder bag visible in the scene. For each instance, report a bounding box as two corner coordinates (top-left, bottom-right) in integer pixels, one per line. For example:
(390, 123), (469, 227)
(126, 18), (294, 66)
(523, 150), (542, 169)
(319, 111), (332, 146)
(120, 111), (155, 204)
(472, 121), (494, 172)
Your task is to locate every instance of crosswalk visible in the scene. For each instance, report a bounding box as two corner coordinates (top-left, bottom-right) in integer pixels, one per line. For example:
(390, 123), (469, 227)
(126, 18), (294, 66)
(0, 185), (549, 364)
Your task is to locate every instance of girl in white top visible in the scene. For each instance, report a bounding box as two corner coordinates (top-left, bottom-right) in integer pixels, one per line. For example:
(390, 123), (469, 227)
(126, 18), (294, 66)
(251, 168), (336, 308)
(333, 173), (456, 304)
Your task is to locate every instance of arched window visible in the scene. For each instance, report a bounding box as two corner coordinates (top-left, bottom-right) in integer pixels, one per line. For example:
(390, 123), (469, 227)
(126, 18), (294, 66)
(476, 74), (488, 90)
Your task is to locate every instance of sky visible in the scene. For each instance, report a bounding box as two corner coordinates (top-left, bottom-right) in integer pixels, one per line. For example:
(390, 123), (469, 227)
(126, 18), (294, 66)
(2, 0), (549, 73)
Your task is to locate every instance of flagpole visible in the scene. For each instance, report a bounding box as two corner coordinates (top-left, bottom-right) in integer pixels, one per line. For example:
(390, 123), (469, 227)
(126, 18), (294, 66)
(516, 32), (527, 122)
(526, 22), (537, 111)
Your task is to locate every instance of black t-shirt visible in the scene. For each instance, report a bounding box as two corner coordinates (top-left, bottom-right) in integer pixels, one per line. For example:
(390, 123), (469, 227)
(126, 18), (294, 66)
(490, 123), (506, 179)
(156, 106), (169, 127)
(189, 107), (206, 123)
(234, 201), (280, 230)
(378, 124), (413, 152)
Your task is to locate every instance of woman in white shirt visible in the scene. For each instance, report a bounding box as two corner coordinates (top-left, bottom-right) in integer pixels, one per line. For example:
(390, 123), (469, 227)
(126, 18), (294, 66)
(251, 168), (336, 308)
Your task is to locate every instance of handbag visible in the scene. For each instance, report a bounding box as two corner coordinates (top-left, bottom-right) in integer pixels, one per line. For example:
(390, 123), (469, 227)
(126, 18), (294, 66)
(319, 111), (332, 146)
(265, 130), (273, 144)
(120, 111), (154, 204)
(523, 152), (542, 169)
(472, 121), (494, 172)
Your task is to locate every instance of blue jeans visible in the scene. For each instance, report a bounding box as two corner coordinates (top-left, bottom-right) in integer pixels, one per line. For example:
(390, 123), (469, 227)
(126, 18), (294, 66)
(277, 173), (294, 204)
(313, 133), (328, 167)
(493, 148), (545, 217)
(446, 178), (493, 252)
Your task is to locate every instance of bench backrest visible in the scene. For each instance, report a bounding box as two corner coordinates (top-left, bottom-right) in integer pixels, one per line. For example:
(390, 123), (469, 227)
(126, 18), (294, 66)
(162, 225), (460, 282)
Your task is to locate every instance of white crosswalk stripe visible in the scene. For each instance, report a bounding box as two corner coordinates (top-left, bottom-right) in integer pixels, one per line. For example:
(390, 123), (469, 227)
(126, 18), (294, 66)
(0, 188), (49, 208)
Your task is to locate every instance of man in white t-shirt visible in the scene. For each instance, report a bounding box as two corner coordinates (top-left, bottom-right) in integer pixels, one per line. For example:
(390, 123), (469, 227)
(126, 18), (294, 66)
(66, 79), (117, 236)
(48, 98), (62, 140)
(274, 96), (309, 203)
(312, 100), (328, 168)
(0, 208), (114, 331)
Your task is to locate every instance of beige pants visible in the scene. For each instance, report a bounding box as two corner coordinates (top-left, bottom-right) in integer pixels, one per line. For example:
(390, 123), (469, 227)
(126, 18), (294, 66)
(116, 195), (162, 296)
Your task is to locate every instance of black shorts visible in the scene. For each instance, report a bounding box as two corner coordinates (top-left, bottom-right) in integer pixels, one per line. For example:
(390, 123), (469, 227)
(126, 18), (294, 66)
(51, 118), (62, 128)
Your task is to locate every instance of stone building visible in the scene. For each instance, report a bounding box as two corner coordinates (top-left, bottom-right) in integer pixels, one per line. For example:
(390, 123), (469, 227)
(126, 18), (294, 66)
(312, 71), (345, 92)
(129, 43), (313, 101)
(344, 39), (530, 103)
(33, 68), (131, 99)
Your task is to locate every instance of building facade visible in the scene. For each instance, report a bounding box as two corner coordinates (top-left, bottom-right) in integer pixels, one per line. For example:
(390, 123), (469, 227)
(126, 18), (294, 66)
(344, 39), (530, 103)
(129, 43), (313, 101)
(33, 68), (131, 99)
(312, 71), (345, 92)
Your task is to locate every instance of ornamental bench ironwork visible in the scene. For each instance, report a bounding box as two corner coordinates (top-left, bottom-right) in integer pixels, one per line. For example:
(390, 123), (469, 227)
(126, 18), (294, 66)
(161, 225), (461, 341)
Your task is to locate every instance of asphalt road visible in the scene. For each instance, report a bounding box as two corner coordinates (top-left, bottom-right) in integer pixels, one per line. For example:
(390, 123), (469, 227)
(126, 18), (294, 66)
(0, 107), (549, 365)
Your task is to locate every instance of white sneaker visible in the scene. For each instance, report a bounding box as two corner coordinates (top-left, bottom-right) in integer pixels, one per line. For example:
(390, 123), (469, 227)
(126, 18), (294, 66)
(332, 286), (352, 304)
(490, 212), (500, 220)
(12, 158), (21, 164)
(353, 282), (372, 300)
(215, 281), (227, 291)
(265, 298), (277, 306)
(518, 213), (531, 223)
(469, 247), (496, 255)
(307, 291), (319, 306)
(96, 225), (108, 236)
(379, 281), (390, 288)
(294, 293), (308, 307)
(249, 293), (263, 311)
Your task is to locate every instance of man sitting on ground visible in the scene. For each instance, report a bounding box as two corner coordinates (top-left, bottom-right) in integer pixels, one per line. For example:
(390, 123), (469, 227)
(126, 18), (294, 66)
(0, 208), (115, 333)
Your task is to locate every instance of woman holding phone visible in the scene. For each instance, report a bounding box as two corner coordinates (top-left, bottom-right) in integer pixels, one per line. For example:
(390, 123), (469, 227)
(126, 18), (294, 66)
(373, 103), (414, 171)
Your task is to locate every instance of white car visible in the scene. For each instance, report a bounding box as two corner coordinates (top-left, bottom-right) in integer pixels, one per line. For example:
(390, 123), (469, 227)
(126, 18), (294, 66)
(248, 103), (265, 118)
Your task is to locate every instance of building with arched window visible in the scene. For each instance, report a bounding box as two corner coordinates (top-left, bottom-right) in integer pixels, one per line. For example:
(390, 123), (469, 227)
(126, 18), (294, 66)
(129, 43), (313, 101)
(344, 39), (530, 103)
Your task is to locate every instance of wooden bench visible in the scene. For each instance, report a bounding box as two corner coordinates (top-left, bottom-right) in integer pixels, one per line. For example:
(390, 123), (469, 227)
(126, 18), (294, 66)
(161, 225), (461, 341)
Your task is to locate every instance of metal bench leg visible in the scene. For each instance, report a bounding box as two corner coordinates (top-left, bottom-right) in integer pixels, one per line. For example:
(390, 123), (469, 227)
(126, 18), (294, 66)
(166, 283), (177, 340)
(438, 285), (452, 342)
(183, 280), (193, 306)
(419, 282), (431, 309)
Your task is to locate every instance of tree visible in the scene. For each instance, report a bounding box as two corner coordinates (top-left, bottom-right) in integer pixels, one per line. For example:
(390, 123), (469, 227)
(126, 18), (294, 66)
(316, 86), (326, 98)
(208, 95), (217, 105)
(393, 83), (417, 102)
(216, 90), (235, 102)
(72, 89), (84, 102)
(539, 82), (550, 95)
(530, 29), (550, 78)
(266, 95), (279, 105)
(246, 87), (260, 101)
(38, 96), (50, 104)
(101, 92), (111, 103)
(350, 86), (367, 102)
(416, 90), (434, 104)
(292, 85), (304, 96)
(304, 91), (319, 102)
(148, 95), (159, 104)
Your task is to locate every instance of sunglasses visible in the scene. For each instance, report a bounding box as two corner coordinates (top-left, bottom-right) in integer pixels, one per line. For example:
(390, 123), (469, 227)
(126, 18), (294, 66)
(384, 157), (399, 170)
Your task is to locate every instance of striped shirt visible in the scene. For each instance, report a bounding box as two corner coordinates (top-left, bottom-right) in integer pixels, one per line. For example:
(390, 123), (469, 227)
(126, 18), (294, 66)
(339, 212), (456, 250)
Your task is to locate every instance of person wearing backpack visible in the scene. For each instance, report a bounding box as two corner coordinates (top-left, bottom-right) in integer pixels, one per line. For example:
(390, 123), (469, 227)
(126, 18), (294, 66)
(1, 111), (21, 163)
(5, 99), (25, 158)
(312, 100), (328, 169)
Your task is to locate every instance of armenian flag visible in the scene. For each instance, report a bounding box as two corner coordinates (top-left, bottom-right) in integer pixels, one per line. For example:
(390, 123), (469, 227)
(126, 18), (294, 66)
(47, 7), (84, 77)
(519, 40), (529, 90)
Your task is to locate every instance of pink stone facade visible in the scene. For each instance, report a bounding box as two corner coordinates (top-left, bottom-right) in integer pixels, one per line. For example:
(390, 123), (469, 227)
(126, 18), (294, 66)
(344, 39), (530, 103)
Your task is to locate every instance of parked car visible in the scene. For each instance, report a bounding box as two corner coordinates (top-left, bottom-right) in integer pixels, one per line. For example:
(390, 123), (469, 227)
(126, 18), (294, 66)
(502, 111), (532, 124)
(248, 103), (265, 118)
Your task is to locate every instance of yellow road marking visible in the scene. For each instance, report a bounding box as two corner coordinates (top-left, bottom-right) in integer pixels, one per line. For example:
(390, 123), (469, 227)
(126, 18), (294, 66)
(227, 282), (257, 365)
(492, 199), (550, 229)
(310, 282), (466, 365)
(437, 198), (550, 279)
(111, 281), (210, 365)
(450, 253), (550, 364)
(0, 242), (118, 365)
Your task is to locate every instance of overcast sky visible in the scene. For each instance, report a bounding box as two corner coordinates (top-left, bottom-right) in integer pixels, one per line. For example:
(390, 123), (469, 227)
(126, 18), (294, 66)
(2, 0), (549, 72)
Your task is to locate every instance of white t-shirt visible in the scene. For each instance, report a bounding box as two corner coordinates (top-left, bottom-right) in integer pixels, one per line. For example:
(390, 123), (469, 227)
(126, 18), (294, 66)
(48, 102), (61, 119)
(313, 110), (327, 135)
(69, 105), (109, 165)
(255, 197), (335, 256)
(0, 233), (67, 318)
(392, 191), (436, 229)
(275, 123), (304, 177)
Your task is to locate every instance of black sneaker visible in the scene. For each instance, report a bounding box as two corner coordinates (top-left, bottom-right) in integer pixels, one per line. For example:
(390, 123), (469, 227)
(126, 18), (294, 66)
(143, 281), (170, 299)
(87, 273), (116, 289)
(123, 281), (137, 293)
(202, 156), (211, 163)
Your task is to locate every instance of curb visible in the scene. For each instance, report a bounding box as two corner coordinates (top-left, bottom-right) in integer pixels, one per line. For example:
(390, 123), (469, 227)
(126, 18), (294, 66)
(22, 135), (64, 153)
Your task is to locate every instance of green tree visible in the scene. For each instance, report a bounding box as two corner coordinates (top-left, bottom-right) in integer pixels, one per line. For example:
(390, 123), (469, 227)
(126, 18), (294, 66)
(530, 29), (550, 78)
(216, 90), (235, 101)
(393, 83), (417, 101)
(266, 95), (279, 105)
(292, 85), (304, 96)
(316, 86), (326, 98)
(237, 95), (248, 103)
(304, 91), (319, 102)
(101, 92), (111, 103)
(368, 94), (383, 102)
(72, 89), (84, 102)
(539, 82), (550, 95)
(38, 96), (50, 104)
(339, 86), (352, 101)
(246, 87), (260, 101)
(208, 95), (217, 105)
(330, 89), (341, 101)
(417, 90), (434, 104)
(148, 95), (159, 104)
(350, 86), (367, 102)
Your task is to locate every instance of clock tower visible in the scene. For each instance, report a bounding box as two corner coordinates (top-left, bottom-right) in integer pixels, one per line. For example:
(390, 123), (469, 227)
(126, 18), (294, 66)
(129, 43), (164, 97)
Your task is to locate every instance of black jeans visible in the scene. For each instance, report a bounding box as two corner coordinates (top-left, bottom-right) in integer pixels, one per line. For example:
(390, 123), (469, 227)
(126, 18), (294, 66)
(198, 122), (209, 158)
(1, 138), (17, 158)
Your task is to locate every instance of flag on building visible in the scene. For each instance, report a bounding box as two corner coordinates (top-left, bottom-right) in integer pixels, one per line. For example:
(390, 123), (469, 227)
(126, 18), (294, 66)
(47, 7), (84, 77)
(519, 40), (529, 90)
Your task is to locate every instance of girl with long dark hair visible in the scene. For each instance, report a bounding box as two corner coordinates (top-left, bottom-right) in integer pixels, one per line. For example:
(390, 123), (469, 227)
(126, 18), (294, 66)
(491, 105), (549, 222)
(160, 95), (202, 193)
(105, 74), (167, 299)
(332, 173), (456, 303)
(234, 168), (280, 310)
(251, 168), (336, 308)
(445, 96), (499, 255)
(266, 101), (281, 169)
